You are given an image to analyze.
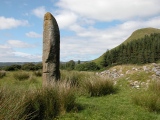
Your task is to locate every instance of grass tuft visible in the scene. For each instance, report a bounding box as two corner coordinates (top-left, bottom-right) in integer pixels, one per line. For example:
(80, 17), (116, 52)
(13, 71), (30, 81)
(0, 80), (76, 120)
(132, 80), (160, 112)
(61, 70), (93, 87)
(34, 70), (42, 77)
(23, 81), (76, 120)
(84, 76), (117, 97)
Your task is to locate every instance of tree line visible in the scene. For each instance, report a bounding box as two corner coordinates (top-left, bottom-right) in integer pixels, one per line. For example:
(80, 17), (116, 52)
(0, 63), (42, 71)
(60, 60), (100, 71)
(101, 33), (160, 67)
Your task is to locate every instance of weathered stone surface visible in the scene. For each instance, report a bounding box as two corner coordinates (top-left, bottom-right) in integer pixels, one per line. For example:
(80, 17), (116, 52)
(43, 12), (60, 86)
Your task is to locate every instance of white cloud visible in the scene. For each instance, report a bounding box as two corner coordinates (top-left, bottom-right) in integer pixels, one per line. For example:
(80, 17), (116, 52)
(7, 40), (35, 48)
(0, 44), (41, 62)
(0, 16), (29, 30)
(0, 45), (13, 57)
(26, 31), (42, 38)
(57, 0), (160, 21)
(0, 45), (23, 62)
(55, 11), (77, 29)
(13, 52), (41, 60)
(32, 6), (47, 18)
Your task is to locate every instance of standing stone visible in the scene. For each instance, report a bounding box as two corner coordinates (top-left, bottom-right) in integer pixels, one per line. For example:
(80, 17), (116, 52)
(43, 12), (60, 86)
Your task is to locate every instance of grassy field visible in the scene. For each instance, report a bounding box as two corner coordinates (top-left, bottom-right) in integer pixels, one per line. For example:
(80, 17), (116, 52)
(58, 78), (160, 120)
(0, 65), (160, 120)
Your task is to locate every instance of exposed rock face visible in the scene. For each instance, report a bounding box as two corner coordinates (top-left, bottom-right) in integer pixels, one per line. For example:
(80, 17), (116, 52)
(43, 12), (60, 86)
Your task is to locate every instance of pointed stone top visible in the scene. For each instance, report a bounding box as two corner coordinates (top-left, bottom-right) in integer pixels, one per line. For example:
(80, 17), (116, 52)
(44, 12), (53, 20)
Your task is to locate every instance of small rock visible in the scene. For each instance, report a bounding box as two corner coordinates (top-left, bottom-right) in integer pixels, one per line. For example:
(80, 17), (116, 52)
(132, 67), (138, 71)
(156, 71), (160, 76)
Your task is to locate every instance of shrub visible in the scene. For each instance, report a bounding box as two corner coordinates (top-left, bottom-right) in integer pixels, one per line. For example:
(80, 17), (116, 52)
(75, 62), (100, 71)
(60, 60), (76, 70)
(35, 62), (42, 70)
(13, 72), (30, 81)
(22, 63), (36, 71)
(84, 76), (116, 97)
(34, 70), (42, 77)
(4, 64), (21, 71)
(23, 81), (76, 120)
(132, 81), (160, 112)
(0, 70), (6, 78)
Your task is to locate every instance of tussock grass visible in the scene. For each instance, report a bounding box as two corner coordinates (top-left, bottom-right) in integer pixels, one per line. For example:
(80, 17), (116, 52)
(13, 71), (30, 81)
(83, 76), (117, 97)
(0, 80), (76, 120)
(60, 70), (117, 97)
(34, 70), (42, 77)
(133, 80), (160, 112)
(61, 70), (93, 86)
(0, 70), (6, 79)
(23, 81), (76, 120)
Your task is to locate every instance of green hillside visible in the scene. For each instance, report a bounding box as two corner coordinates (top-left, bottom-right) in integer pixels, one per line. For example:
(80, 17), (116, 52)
(94, 27), (160, 66)
(124, 27), (160, 44)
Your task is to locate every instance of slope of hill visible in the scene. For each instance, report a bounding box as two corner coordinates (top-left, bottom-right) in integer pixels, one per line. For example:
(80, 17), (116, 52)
(123, 27), (160, 44)
(94, 27), (160, 66)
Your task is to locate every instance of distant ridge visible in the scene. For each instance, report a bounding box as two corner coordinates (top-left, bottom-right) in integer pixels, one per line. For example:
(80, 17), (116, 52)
(0, 62), (41, 67)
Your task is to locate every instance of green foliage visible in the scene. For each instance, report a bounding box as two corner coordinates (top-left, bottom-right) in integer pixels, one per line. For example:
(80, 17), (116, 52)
(60, 61), (100, 71)
(133, 81), (160, 112)
(13, 72), (30, 81)
(60, 60), (76, 70)
(77, 60), (81, 64)
(75, 62), (100, 71)
(35, 62), (42, 70)
(3, 63), (42, 71)
(83, 76), (116, 96)
(101, 33), (160, 67)
(4, 64), (21, 71)
(22, 63), (37, 71)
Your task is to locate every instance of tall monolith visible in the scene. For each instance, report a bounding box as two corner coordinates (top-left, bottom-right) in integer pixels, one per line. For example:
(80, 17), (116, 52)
(43, 12), (60, 86)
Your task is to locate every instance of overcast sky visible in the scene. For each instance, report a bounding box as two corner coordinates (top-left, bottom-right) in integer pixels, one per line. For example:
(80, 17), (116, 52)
(0, 0), (160, 62)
